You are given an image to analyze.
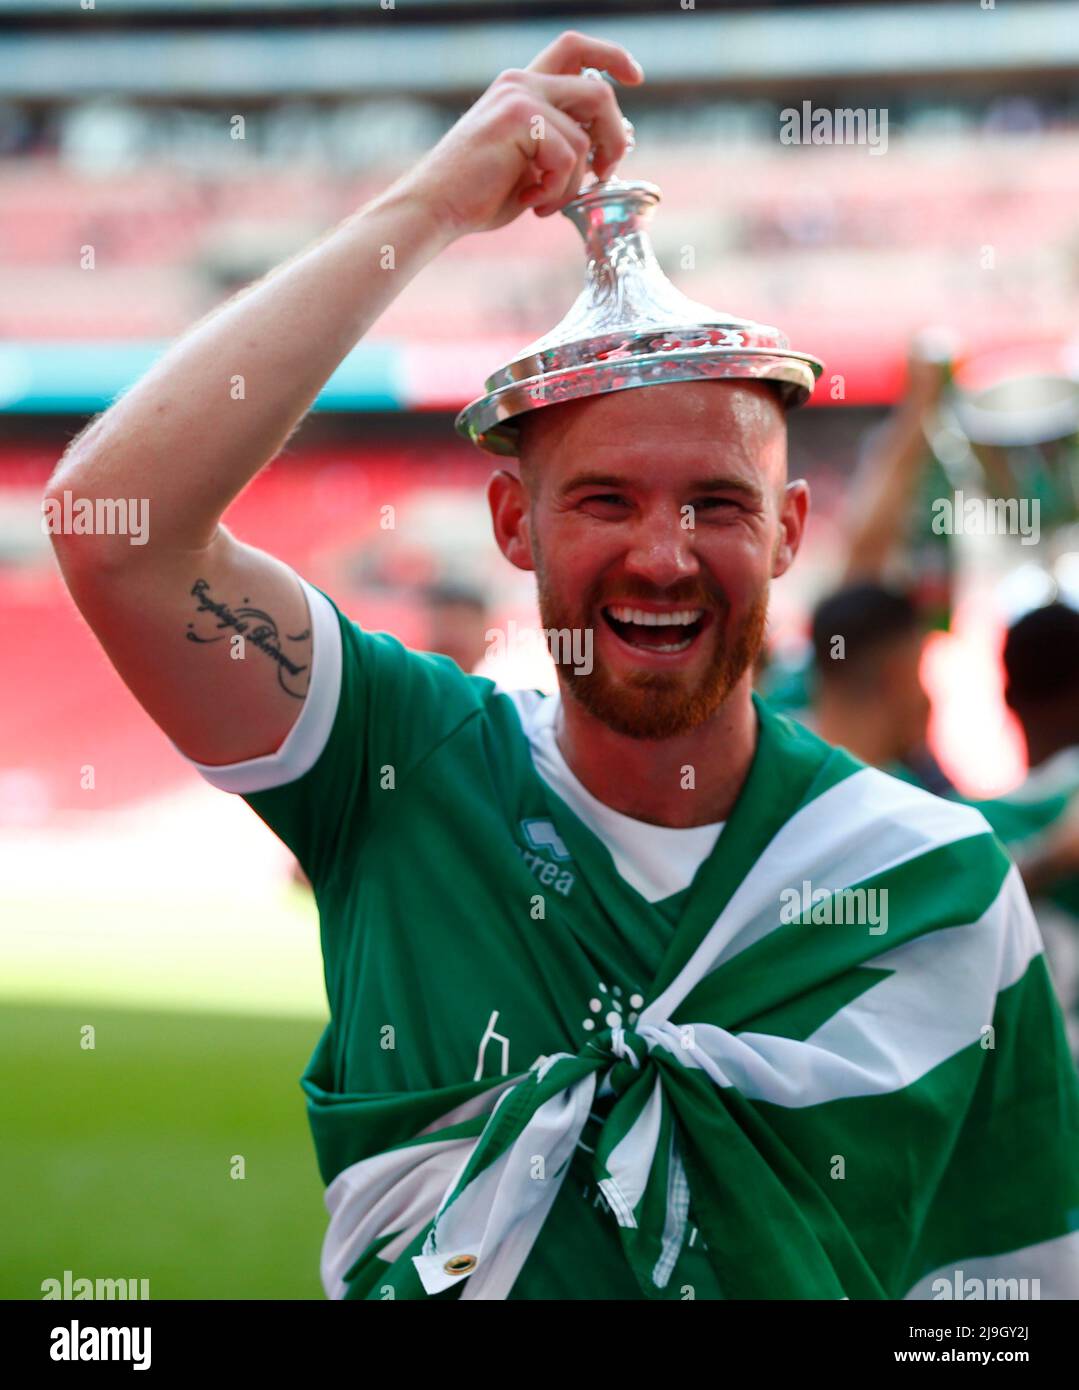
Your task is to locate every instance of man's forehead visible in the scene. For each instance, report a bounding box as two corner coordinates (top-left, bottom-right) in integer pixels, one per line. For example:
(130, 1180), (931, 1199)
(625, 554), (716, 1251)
(515, 381), (787, 483)
(517, 380), (785, 451)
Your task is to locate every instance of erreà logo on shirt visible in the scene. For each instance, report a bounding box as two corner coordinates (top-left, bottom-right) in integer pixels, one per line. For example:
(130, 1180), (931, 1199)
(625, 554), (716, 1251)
(518, 819), (575, 897)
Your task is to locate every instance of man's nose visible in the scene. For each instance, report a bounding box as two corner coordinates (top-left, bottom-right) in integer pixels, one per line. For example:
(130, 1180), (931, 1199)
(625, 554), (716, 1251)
(621, 512), (700, 588)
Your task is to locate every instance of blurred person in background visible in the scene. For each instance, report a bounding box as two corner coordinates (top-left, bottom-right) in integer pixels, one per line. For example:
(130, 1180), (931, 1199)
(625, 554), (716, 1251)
(810, 588), (1079, 1053)
(421, 579), (490, 673)
(972, 604), (1079, 1053)
(814, 331), (1079, 1046)
(1002, 603), (1079, 788)
(761, 336), (957, 793)
(292, 578), (491, 887)
(809, 582), (952, 794)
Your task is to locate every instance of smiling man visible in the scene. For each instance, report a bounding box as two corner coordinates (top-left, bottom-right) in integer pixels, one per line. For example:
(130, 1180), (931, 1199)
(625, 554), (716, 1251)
(497, 378), (799, 819)
(47, 31), (1079, 1301)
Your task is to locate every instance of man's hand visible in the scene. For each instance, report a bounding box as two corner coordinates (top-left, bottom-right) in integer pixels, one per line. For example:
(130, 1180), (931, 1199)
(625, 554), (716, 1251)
(395, 30), (644, 240)
(904, 331), (956, 412)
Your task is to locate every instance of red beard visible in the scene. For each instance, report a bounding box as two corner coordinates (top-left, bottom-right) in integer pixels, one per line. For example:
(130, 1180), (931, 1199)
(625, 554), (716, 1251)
(534, 561), (769, 741)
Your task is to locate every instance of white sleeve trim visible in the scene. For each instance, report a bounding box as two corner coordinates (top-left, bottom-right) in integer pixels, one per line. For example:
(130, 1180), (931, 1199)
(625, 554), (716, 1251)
(179, 575), (344, 794)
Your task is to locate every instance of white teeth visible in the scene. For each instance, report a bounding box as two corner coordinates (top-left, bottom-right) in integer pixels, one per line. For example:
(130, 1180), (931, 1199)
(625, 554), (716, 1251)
(649, 638), (693, 653)
(605, 606), (704, 627)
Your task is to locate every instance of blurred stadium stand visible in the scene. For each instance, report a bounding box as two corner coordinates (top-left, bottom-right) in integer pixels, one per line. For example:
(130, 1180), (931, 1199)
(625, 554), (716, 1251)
(2, 0), (1077, 813)
(1, 1), (1078, 412)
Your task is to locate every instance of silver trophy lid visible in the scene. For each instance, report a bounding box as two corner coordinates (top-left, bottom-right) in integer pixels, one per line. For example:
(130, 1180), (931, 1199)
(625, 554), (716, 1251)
(455, 176), (824, 457)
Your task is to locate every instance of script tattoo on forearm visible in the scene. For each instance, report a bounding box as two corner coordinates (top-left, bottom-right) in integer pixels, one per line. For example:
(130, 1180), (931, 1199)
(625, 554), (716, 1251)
(185, 578), (311, 698)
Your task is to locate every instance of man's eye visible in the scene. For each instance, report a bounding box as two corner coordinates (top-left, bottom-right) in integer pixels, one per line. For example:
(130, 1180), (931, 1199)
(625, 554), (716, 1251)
(584, 494), (628, 507)
(693, 498), (740, 511)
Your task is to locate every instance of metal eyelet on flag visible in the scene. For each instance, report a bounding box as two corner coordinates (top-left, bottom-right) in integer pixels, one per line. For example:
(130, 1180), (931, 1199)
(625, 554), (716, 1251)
(443, 1254), (477, 1276)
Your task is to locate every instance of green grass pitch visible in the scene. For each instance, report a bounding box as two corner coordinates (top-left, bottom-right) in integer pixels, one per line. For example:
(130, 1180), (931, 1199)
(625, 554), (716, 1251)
(1, 1001), (328, 1300)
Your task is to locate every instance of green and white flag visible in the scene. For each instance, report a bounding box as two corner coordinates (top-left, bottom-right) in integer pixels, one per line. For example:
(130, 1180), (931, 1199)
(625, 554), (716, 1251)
(197, 588), (1079, 1300)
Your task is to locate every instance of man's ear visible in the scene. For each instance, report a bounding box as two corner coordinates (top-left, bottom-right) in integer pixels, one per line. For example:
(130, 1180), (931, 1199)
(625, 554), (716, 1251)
(488, 468), (536, 573)
(773, 479), (810, 578)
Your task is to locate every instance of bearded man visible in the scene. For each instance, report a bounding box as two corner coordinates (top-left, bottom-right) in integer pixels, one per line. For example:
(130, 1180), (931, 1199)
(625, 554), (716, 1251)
(46, 31), (1079, 1300)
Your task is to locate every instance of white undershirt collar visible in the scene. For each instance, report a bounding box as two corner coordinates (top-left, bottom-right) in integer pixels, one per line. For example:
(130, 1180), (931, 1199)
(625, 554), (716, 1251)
(516, 690), (724, 905)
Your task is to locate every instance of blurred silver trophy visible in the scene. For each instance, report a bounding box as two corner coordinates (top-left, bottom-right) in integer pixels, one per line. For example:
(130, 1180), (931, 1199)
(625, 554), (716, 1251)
(947, 361), (1079, 536)
(455, 176), (824, 457)
(921, 335), (1079, 616)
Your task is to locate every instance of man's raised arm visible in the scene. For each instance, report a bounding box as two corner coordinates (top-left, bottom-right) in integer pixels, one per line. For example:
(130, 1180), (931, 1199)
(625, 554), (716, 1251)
(44, 31), (641, 767)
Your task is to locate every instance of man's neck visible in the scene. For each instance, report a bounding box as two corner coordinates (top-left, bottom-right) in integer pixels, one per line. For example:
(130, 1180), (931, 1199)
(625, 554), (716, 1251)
(553, 675), (759, 828)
